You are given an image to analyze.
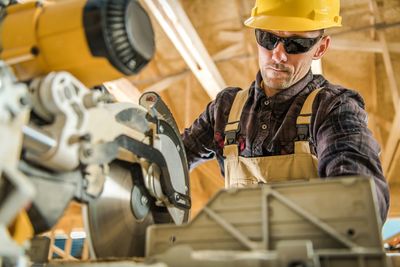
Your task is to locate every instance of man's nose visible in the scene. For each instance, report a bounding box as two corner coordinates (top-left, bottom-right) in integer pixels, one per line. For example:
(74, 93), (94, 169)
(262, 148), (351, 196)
(271, 42), (288, 63)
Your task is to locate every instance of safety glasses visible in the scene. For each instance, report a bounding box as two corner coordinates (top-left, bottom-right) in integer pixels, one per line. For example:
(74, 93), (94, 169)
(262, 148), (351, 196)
(255, 29), (323, 54)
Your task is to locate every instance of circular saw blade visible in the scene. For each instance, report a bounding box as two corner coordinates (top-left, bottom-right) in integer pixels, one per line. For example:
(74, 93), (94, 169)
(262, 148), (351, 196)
(83, 162), (154, 258)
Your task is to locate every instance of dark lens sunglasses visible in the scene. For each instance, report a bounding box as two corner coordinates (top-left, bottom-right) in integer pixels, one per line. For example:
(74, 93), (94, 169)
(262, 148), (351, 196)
(255, 29), (323, 54)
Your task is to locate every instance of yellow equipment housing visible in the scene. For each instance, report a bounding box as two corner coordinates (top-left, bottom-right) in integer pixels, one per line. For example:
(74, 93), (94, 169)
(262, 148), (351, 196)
(0, 0), (154, 87)
(8, 211), (34, 245)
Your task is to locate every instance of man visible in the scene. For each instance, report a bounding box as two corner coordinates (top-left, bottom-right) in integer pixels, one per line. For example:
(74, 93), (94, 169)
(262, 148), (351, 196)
(182, 0), (389, 222)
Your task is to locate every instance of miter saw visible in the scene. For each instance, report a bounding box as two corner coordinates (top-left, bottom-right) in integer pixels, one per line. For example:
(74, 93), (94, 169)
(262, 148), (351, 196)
(0, 0), (190, 265)
(1, 1), (395, 267)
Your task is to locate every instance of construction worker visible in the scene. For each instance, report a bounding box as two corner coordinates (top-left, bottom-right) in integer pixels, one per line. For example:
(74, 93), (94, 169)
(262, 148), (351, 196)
(182, 0), (390, 222)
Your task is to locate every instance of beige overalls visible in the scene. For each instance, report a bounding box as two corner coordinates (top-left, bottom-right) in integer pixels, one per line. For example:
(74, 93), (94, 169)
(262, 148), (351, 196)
(223, 88), (322, 188)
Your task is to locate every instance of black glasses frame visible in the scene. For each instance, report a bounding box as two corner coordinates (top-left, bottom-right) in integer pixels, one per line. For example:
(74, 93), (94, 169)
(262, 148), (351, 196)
(255, 29), (323, 54)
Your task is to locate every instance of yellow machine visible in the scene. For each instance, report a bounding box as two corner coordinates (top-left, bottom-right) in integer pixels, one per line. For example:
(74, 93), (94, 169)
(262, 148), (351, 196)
(1, 0), (155, 87)
(0, 0), (191, 265)
(0, 1), (395, 267)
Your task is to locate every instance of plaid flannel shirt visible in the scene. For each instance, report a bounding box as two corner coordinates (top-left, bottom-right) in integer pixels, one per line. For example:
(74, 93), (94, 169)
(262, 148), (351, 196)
(182, 70), (390, 222)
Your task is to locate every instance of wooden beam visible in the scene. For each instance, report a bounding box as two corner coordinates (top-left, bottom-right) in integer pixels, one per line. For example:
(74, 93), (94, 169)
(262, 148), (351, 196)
(388, 183), (400, 217)
(368, 1), (377, 40)
(51, 246), (78, 261)
(386, 140), (400, 183)
(143, 72), (187, 93)
(382, 104), (400, 180)
(373, 113), (393, 133)
(368, 53), (383, 146)
(368, 115), (383, 148)
(378, 31), (399, 110)
(371, 55), (378, 113)
(381, 41), (400, 53)
(217, 30), (244, 43)
(341, 6), (371, 17)
(330, 39), (400, 53)
(212, 43), (244, 61)
(81, 240), (89, 260)
(367, 0), (400, 180)
(103, 78), (142, 104)
(331, 21), (400, 37)
(184, 75), (192, 127)
(368, 0), (399, 111)
(144, 0), (226, 99)
(197, 160), (224, 193)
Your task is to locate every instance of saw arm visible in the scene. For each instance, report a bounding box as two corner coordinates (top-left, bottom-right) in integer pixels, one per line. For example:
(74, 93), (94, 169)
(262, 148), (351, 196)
(0, 68), (190, 259)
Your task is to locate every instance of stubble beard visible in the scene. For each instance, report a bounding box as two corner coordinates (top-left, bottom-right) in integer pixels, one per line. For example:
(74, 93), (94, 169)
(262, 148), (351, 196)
(260, 64), (294, 91)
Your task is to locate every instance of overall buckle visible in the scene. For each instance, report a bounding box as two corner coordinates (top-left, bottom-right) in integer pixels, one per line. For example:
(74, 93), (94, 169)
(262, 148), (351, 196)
(225, 130), (237, 145)
(296, 124), (309, 141)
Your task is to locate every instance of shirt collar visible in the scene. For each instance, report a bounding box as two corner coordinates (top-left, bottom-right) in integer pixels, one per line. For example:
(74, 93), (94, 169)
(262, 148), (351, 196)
(252, 70), (324, 116)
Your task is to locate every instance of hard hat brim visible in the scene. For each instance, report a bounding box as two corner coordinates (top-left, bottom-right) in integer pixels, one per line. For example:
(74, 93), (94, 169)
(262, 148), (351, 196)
(244, 16), (342, 32)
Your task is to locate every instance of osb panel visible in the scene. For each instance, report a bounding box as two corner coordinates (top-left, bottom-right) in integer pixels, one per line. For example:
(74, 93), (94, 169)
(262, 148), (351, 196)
(51, 201), (83, 231)
(323, 50), (376, 109)
(389, 54), (400, 184)
(389, 183), (400, 217)
(181, 0), (241, 28)
(218, 56), (259, 89)
(161, 74), (212, 130)
(375, 57), (395, 146)
(375, 55), (396, 117)
(189, 160), (224, 218)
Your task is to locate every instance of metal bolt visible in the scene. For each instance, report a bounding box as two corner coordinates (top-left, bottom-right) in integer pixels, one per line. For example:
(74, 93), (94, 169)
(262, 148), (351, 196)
(174, 193), (180, 201)
(159, 125), (164, 133)
(80, 134), (91, 142)
(141, 195), (148, 206)
(30, 46), (40, 56)
(19, 96), (30, 106)
(83, 148), (93, 157)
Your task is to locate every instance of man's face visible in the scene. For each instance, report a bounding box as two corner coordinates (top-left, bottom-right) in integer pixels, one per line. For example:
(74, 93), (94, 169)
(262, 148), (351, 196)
(257, 30), (330, 96)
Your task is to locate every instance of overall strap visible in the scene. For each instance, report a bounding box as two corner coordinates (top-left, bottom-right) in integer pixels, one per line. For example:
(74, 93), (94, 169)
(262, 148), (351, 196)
(295, 88), (323, 153)
(223, 89), (249, 157)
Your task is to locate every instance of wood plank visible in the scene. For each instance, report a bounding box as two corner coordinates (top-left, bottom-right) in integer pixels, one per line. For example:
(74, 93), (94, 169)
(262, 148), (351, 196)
(330, 39), (383, 53)
(330, 39), (400, 54)
(374, 114), (393, 133)
(184, 75), (192, 126)
(369, 0), (400, 181)
(212, 43), (243, 61)
(385, 139), (400, 183)
(369, 114), (383, 146)
(189, 160), (224, 218)
(143, 72), (187, 93)
(143, 0), (226, 99)
(382, 103), (400, 180)
(104, 78), (142, 104)
(217, 30), (244, 43)
(368, 0), (399, 111)
(378, 31), (399, 110)
(389, 183), (400, 217)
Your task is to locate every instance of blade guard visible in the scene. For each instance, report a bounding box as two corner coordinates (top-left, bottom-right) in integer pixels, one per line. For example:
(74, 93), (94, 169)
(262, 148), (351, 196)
(139, 92), (191, 215)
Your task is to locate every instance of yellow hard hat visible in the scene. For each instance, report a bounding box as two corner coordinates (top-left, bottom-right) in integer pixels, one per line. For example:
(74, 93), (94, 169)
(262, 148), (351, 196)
(244, 0), (342, 31)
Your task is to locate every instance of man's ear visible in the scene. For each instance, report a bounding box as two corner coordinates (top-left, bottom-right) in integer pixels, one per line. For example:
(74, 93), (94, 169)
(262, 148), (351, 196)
(313, 36), (331, 60)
